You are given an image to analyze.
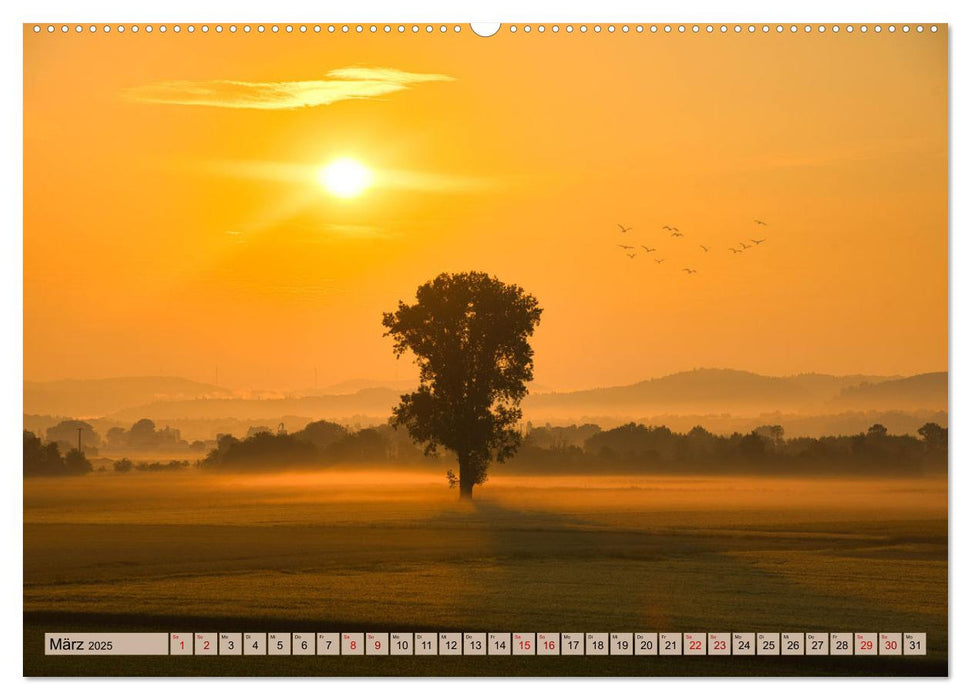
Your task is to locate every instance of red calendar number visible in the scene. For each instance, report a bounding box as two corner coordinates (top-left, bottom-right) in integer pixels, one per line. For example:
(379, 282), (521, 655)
(544, 640), (556, 650)
(713, 641), (727, 651)
(860, 641), (873, 651)
(688, 640), (702, 650)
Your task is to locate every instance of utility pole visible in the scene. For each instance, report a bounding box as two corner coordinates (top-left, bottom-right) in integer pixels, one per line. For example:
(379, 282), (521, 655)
(77, 426), (83, 454)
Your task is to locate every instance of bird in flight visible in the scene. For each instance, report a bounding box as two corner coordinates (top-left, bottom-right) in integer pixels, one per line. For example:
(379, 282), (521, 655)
(626, 252), (637, 259)
(618, 224), (633, 233)
(754, 219), (768, 226)
(671, 231), (684, 238)
(641, 245), (656, 253)
(729, 247), (741, 254)
(618, 244), (634, 250)
(662, 225), (673, 231)
(751, 238), (766, 245)
(739, 241), (752, 250)
(699, 244), (709, 252)
(655, 258), (665, 264)
(683, 268), (697, 274)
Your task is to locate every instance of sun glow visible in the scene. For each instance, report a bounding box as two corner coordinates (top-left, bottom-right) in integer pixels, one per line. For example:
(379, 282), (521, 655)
(318, 158), (372, 198)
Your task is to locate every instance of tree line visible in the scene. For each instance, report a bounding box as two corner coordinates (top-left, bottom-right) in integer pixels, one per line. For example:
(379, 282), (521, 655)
(24, 419), (947, 478)
(510, 421), (947, 475)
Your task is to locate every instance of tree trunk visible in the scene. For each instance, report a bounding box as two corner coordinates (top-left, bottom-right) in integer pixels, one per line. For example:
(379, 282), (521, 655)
(458, 452), (474, 499)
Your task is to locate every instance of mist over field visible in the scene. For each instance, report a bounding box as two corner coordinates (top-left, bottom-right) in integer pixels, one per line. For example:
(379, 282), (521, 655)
(24, 469), (947, 675)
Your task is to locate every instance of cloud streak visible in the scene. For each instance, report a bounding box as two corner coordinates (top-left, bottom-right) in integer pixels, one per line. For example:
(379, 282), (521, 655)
(126, 67), (454, 110)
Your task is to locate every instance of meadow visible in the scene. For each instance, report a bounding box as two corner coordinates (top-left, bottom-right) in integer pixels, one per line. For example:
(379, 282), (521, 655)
(23, 469), (947, 676)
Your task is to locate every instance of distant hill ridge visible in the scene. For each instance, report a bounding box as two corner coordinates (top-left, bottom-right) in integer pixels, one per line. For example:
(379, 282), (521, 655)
(23, 368), (947, 420)
(23, 376), (231, 418)
(524, 368), (916, 414)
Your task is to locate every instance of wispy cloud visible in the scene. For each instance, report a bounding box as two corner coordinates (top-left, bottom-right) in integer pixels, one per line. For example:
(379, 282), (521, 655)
(126, 67), (454, 110)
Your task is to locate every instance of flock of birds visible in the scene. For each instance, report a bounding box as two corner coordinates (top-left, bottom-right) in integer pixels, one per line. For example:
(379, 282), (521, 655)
(614, 219), (769, 275)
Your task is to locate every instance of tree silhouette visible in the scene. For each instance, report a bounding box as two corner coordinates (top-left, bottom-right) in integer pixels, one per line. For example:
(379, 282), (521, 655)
(382, 271), (542, 498)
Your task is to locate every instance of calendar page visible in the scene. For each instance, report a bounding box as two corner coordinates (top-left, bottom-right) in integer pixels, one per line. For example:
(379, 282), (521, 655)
(22, 21), (947, 678)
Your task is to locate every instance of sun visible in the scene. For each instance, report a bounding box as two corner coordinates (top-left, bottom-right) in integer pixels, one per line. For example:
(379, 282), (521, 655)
(317, 158), (372, 198)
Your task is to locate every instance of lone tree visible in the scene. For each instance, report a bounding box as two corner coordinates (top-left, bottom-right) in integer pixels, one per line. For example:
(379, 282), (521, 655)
(382, 271), (542, 498)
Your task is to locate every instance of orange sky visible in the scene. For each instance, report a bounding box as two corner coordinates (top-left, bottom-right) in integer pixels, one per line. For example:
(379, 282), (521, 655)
(24, 26), (948, 391)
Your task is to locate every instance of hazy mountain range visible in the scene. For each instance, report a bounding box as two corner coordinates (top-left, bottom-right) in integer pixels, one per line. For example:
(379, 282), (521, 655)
(24, 368), (947, 423)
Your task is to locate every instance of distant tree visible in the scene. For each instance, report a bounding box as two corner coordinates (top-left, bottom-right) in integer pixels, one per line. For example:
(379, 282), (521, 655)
(105, 426), (128, 449)
(918, 422), (947, 452)
(382, 271), (542, 498)
(326, 428), (389, 463)
(63, 448), (92, 475)
(754, 425), (785, 443)
(113, 458), (133, 473)
(296, 420), (347, 450)
(738, 432), (767, 461)
(46, 420), (99, 452)
(203, 431), (316, 470)
(23, 430), (66, 476)
(867, 424), (888, 439)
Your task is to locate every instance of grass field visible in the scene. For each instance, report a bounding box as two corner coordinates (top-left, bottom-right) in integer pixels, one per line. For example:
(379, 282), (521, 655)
(23, 469), (948, 676)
